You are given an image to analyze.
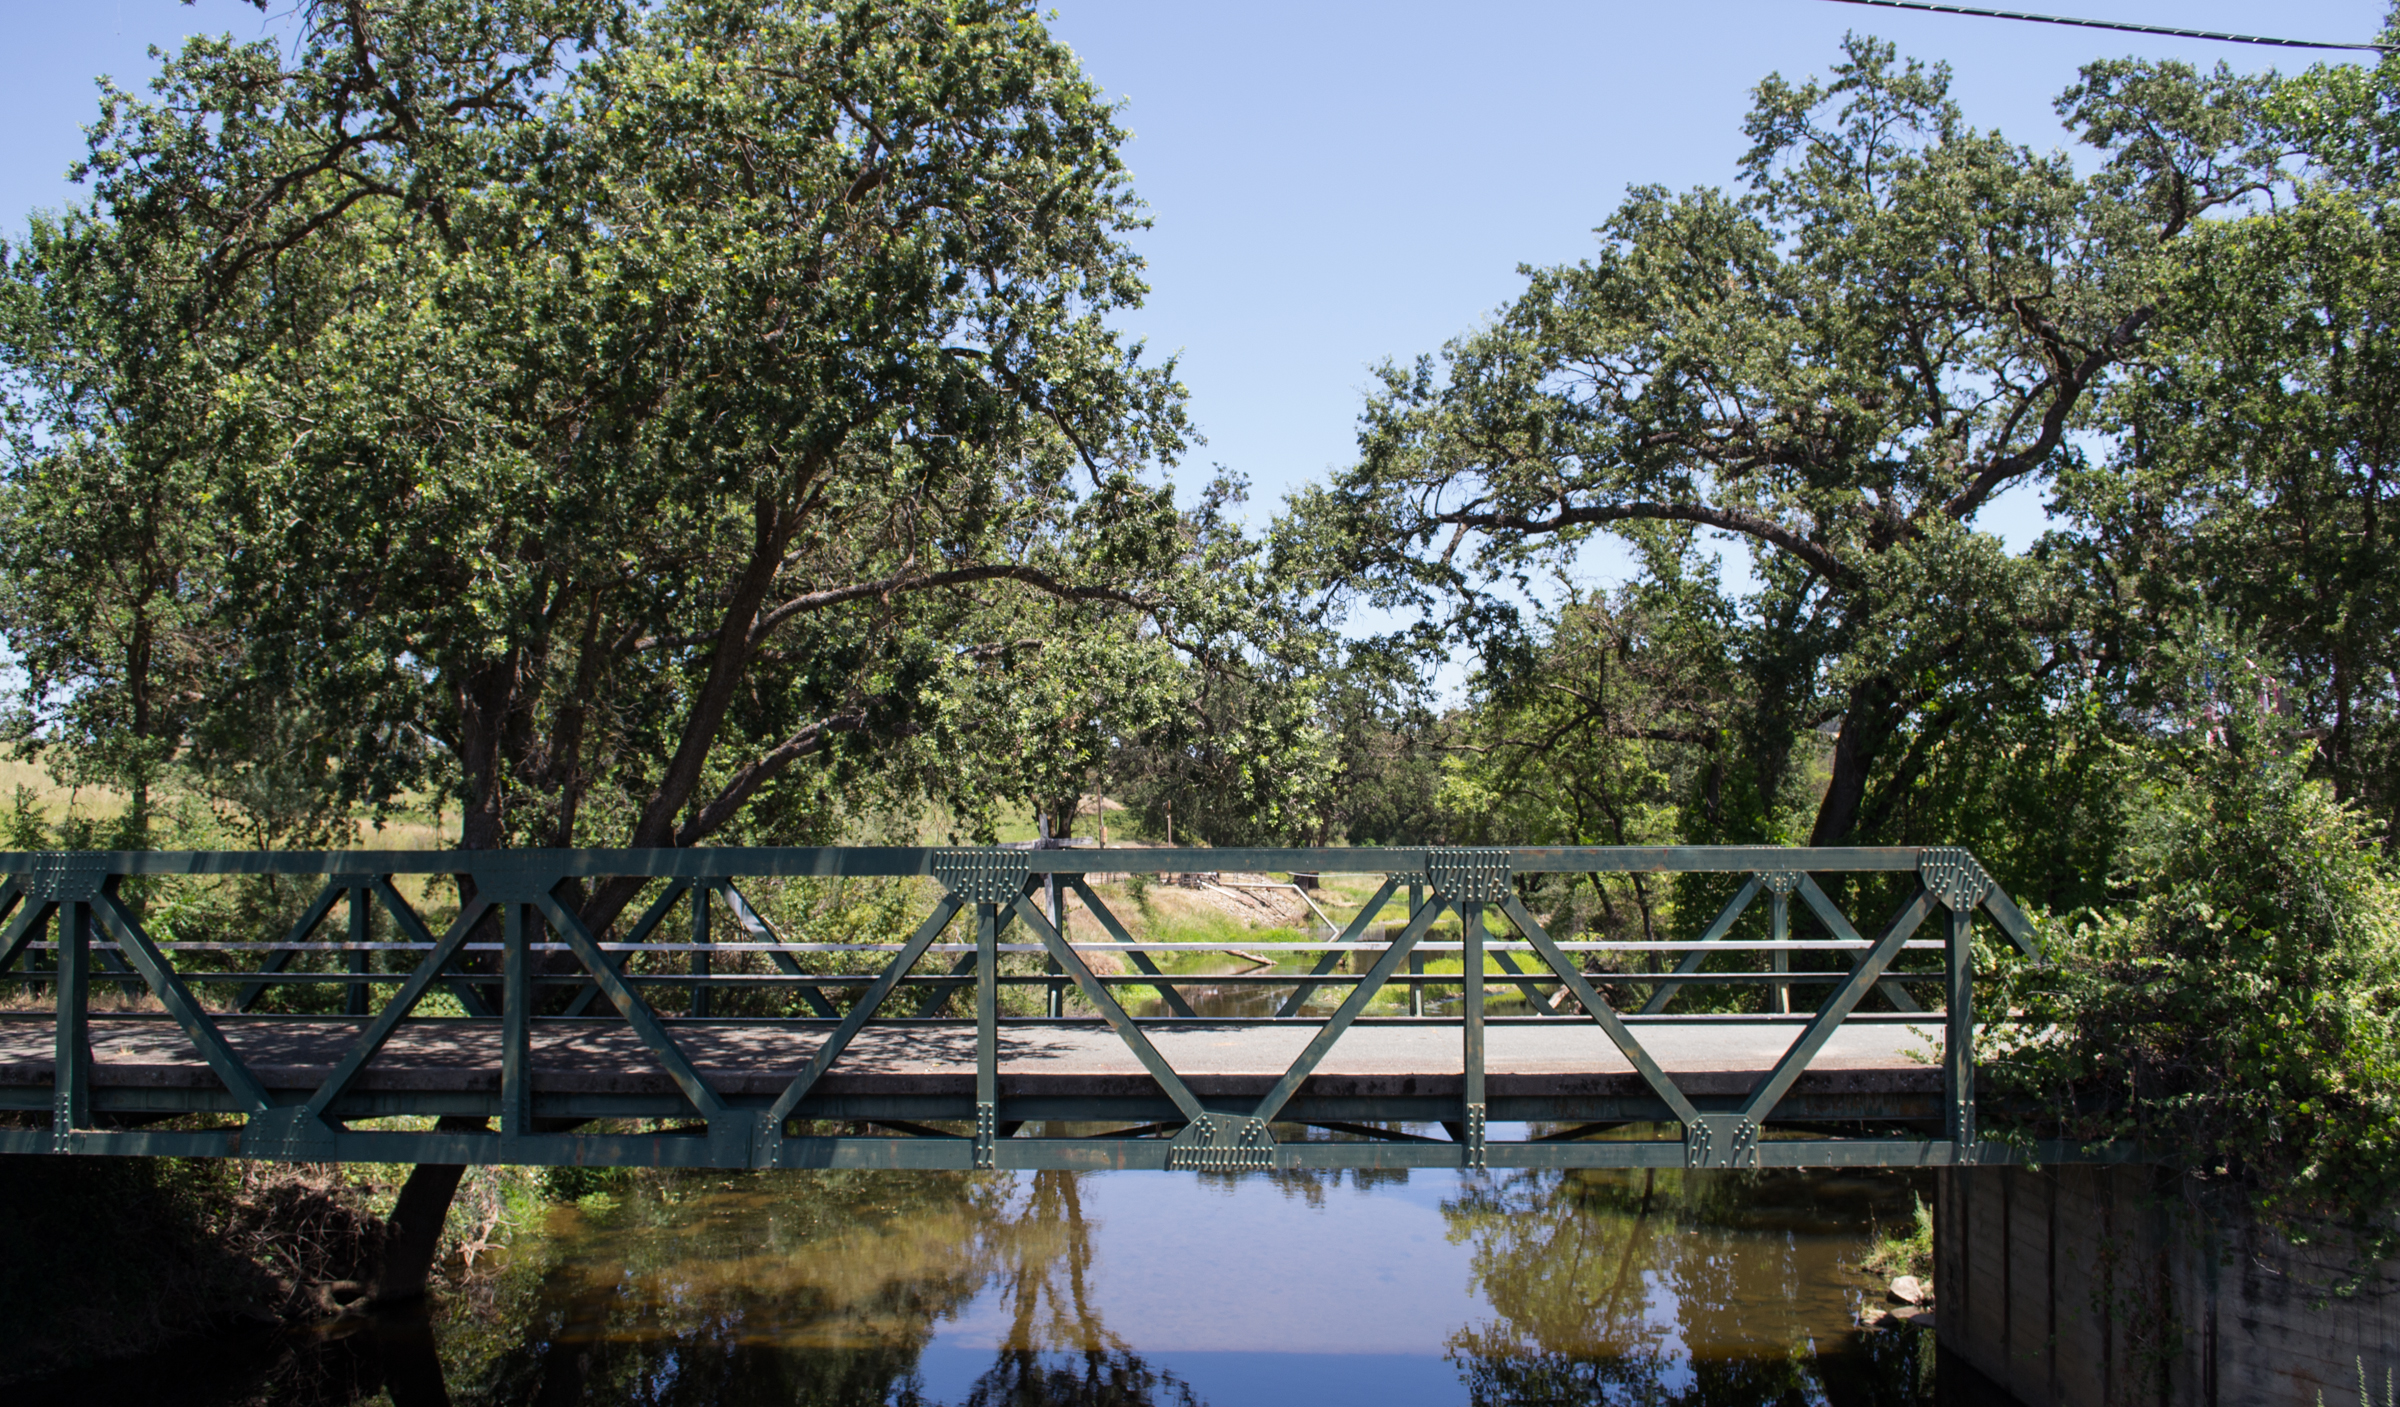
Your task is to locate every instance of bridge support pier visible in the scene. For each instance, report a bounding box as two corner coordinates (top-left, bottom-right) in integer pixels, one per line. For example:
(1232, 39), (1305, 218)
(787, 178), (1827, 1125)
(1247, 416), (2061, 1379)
(371, 1116), (489, 1306)
(1935, 1164), (2400, 1406)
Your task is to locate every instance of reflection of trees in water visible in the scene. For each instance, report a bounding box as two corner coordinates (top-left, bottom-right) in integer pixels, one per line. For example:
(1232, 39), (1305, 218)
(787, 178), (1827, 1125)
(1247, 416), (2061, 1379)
(959, 1348), (1200, 1407)
(1197, 1165), (1410, 1207)
(443, 1168), (1201, 1407)
(1440, 1168), (1934, 1407)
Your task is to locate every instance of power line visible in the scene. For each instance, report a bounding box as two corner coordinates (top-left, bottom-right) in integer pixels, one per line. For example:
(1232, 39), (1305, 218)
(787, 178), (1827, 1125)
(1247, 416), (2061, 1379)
(1816, 0), (2393, 53)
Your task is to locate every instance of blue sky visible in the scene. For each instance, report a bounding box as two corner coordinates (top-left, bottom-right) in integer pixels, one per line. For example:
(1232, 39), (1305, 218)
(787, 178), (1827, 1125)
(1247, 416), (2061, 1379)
(4, 1), (2388, 567)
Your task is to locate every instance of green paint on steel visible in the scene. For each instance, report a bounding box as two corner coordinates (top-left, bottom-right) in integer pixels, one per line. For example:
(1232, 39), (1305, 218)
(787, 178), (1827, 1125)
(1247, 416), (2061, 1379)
(0, 844), (2117, 1173)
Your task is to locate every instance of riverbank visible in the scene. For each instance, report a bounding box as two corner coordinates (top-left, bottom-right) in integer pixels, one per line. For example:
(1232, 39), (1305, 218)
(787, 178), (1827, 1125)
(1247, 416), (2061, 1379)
(0, 1152), (530, 1382)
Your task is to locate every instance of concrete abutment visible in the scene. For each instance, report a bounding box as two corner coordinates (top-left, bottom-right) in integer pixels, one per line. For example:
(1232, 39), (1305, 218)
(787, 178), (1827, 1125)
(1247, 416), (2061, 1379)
(1936, 1164), (2400, 1406)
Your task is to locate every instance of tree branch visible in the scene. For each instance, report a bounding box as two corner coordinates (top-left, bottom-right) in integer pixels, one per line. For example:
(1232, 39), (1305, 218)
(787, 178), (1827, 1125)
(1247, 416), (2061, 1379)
(1427, 499), (1852, 585)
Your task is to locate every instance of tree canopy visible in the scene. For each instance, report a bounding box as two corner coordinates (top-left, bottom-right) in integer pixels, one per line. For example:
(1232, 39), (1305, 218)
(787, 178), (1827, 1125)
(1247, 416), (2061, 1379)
(0, 0), (1300, 905)
(1283, 36), (2280, 855)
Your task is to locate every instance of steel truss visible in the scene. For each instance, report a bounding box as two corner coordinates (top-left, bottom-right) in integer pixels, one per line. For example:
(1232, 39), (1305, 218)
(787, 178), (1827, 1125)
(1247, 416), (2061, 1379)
(0, 844), (2120, 1170)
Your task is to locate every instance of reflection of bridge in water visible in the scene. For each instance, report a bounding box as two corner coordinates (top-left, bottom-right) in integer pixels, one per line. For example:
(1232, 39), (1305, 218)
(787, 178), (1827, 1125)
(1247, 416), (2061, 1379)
(0, 844), (2109, 1173)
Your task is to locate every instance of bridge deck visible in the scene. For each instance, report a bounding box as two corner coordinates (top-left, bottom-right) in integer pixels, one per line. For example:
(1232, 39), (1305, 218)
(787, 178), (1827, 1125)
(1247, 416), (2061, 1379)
(0, 1016), (1940, 1101)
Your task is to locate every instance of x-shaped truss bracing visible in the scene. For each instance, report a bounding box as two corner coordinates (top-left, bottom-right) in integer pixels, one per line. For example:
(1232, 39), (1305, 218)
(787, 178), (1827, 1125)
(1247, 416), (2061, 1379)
(0, 843), (2062, 1171)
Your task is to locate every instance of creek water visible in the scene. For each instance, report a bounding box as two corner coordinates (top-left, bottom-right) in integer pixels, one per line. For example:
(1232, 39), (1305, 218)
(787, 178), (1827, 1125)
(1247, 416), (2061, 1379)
(34, 1156), (2005, 1407)
(26, 961), (2005, 1406)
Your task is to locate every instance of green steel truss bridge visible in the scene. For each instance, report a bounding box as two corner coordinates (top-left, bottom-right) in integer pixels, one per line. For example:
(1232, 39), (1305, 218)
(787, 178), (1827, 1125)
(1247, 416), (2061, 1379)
(0, 845), (2108, 1172)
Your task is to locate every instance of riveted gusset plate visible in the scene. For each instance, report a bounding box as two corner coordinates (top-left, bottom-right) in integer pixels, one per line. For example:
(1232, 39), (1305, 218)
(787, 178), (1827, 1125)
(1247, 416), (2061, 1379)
(1755, 870), (1802, 896)
(935, 850), (1031, 905)
(18, 853), (106, 903)
(1463, 1103), (1488, 1172)
(1918, 848), (1994, 911)
(1426, 849), (1512, 904)
(1685, 1113), (1760, 1170)
(973, 1102), (999, 1170)
(246, 1106), (341, 1162)
(1952, 1096), (1979, 1160)
(1167, 1112), (1275, 1170)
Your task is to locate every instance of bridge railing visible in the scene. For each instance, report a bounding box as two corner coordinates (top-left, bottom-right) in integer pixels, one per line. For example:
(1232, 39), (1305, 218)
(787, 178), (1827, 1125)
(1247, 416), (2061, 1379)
(0, 845), (2054, 1170)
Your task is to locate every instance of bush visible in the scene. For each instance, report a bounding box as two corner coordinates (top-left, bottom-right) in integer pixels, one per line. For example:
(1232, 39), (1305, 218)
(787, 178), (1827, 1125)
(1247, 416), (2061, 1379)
(1984, 657), (2400, 1263)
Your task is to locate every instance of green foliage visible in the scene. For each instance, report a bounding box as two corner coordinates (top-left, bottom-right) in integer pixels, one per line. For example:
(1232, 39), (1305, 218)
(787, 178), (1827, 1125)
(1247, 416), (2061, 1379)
(1283, 35), (2275, 855)
(2064, 49), (2400, 847)
(1858, 1195), (1933, 1283)
(1985, 645), (2400, 1258)
(0, 0), (1300, 887)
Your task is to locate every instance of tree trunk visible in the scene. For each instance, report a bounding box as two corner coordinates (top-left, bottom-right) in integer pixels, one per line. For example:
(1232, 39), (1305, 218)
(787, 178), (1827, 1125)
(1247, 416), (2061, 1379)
(371, 1116), (490, 1305)
(1810, 677), (1897, 847)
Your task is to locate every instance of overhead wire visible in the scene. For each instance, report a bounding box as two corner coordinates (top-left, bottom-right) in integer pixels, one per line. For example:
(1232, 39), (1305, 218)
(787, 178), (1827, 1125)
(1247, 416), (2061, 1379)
(1815, 0), (2393, 53)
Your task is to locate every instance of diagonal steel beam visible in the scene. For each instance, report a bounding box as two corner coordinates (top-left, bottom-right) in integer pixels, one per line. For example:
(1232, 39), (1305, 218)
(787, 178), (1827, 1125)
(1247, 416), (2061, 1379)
(1637, 875), (1762, 1014)
(1495, 893), (1703, 1126)
(1796, 873), (1925, 1013)
(1249, 898), (1447, 1126)
(1488, 946), (1561, 1014)
(909, 880), (1033, 1018)
(231, 880), (352, 1012)
(1066, 877), (1195, 1017)
(0, 895), (48, 976)
(1011, 897), (1211, 1125)
(289, 898), (492, 1123)
(563, 878), (691, 1018)
(1737, 889), (1936, 1125)
(912, 950), (979, 1018)
(1274, 875), (1402, 1017)
(535, 894), (729, 1120)
(719, 881), (837, 1017)
(1980, 880), (2041, 958)
(370, 877), (493, 1017)
(763, 896), (963, 1130)
(92, 890), (273, 1115)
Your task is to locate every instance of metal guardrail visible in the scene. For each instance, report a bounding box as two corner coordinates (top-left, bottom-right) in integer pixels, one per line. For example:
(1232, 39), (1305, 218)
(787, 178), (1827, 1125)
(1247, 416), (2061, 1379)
(0, 844), (2087, 1171)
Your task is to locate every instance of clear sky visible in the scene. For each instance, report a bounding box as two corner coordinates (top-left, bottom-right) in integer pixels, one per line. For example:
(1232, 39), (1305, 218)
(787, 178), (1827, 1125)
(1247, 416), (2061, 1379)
(3, 1), (2389, 559)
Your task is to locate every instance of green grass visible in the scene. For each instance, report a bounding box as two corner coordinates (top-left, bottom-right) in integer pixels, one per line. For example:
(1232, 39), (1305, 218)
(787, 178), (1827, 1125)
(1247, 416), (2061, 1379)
(1858, 1194), (1933, 1283)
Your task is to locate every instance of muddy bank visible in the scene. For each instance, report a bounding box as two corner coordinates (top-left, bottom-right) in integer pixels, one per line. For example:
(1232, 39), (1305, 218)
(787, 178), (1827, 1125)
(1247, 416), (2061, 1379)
(0, 1153), (513, 1383)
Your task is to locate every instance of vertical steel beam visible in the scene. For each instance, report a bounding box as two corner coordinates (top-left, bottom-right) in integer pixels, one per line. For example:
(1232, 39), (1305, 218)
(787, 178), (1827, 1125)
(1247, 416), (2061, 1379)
(975, 900), (998, 1170)
(51, 899), (85, 1153)
(1947, 900), (1976, 1158)
(1769, 880), (1791, 1015)
(1045, 872), (1065, 1020)
(1462, 899), (1486, 1172)
(346, 884), (371, 1018)
(501, 901), (531, 1148)
(1408, 880), (1424, 1018)
(689, 881), (712, 1019)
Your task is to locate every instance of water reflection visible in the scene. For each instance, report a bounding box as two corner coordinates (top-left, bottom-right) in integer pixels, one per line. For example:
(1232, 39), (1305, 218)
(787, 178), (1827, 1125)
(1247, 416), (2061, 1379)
(24, 1163), (1987, 1407)
(1443, 1167), (1942, 1404)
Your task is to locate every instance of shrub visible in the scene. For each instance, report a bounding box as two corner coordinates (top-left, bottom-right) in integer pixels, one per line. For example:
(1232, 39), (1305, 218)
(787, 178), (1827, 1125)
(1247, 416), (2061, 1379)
(1984, 657), (2400, 1265)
